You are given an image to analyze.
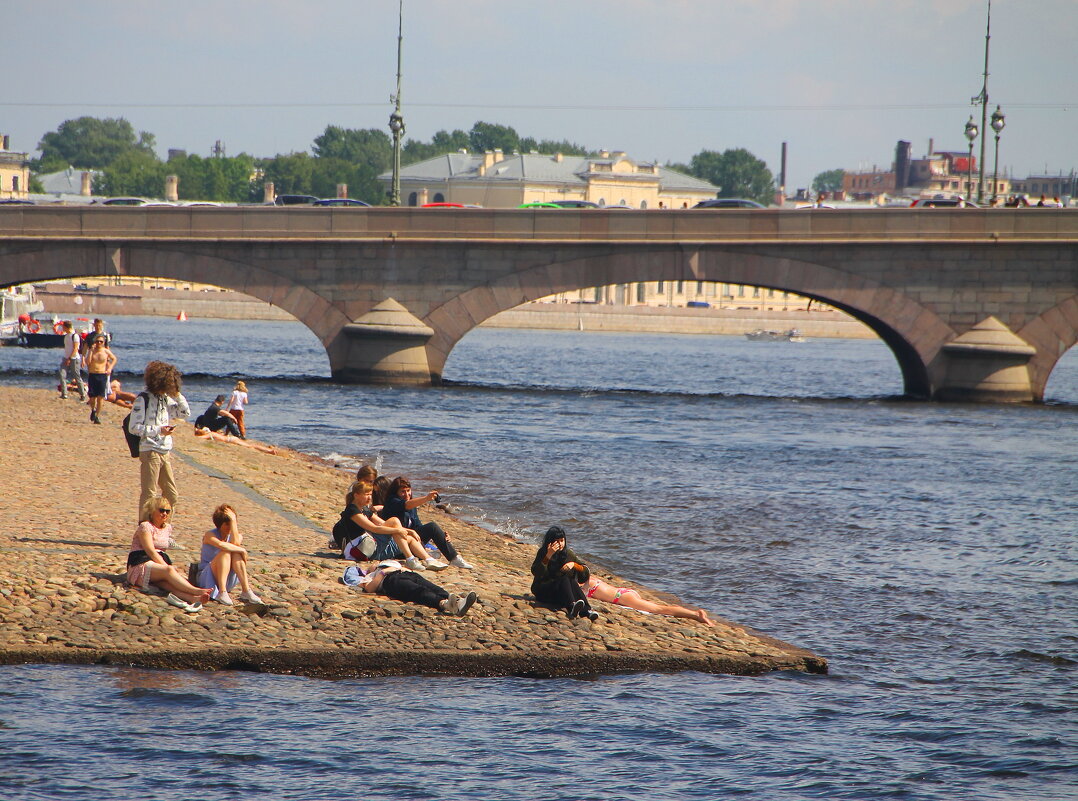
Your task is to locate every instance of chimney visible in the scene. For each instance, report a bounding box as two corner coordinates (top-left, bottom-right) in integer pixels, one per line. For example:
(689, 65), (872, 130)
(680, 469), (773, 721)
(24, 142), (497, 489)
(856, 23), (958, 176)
(418, 188), (429, 205)
(927, 138), (934, 157)
(599, 149), (610, 158)
(80, 172), (92, 196)
(336, 183), (348, 199)
(1, 135), (8, 150)
(554, 152), (563, 163)
(492, 148), (504, 163)
(164, 175), (179, 202)
(263, 182), (275, 203)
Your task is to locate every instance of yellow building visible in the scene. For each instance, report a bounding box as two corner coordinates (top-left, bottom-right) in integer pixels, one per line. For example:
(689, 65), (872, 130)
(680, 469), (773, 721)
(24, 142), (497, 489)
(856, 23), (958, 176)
(381, 149), (718, 209)
(0, 136), (30, 201)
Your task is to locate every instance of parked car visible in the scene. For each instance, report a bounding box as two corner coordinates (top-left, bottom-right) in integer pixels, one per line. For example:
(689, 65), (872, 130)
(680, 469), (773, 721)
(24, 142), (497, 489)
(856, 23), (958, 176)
(99, 197), (152, 206)
(518, 202), (563, 209)
(271, 194), (319, 206)
(692, 198), (766, 209)
(549, 200), (599, 209)
(313, 198), (372, 207)
(909, 197), (979, 208)
(420, 202), (484, 208)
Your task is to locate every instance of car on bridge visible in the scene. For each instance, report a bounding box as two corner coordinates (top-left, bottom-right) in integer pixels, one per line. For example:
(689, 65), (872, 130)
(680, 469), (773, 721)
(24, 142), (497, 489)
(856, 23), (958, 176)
(313, 198), (371, 207)
(692, 198), (766, 209)
(271, 194), (319, 206)
(909, 197), (979, 208)
(549, 200), (599, 208)
(517, 202), (563, 209)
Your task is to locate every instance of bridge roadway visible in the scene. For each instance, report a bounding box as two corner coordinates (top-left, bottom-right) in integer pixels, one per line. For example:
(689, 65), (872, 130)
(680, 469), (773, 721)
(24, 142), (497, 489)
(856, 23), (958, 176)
(2, 206), (1077, 402)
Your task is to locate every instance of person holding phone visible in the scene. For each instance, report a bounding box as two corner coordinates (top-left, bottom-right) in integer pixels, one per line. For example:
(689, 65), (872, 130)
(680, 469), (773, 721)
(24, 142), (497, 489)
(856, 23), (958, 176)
(128, 360), (190, 522)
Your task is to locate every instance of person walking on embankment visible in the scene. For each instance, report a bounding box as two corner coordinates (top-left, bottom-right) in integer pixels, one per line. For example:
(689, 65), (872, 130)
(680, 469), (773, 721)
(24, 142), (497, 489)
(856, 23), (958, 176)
(85, 337), (117, 424)
(57, 320), (87, 401)
(128, 361), (190, 522)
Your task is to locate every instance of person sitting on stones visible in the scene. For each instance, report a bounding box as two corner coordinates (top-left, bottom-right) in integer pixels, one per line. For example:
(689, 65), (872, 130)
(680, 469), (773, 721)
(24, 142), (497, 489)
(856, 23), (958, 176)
(530, 525), (598, 621)
(125, 495), (211, 611)
(196, 503), (263, 606)
(193, 395), (243, 438)
(382, 476), (473, 569)
(354, 559), (477, 616)
(371, 474), (392, 510)
(582, 575), (714, 626)
(334, 481), (448, 571)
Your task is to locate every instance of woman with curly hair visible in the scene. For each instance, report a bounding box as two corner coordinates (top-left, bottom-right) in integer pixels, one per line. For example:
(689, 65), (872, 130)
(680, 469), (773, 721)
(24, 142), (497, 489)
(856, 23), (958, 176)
(127, 360), (190, 521)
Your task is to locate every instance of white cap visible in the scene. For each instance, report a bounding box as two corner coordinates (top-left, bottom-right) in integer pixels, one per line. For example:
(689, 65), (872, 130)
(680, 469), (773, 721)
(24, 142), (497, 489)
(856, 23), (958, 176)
(376, 560), (402, 571)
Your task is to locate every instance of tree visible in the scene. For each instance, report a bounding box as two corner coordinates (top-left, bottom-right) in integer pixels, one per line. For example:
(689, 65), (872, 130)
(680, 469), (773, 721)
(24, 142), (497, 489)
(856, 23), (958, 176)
(259, 152), (316, 197)
(36, 116), (156, 171)
(812, 168), (845, 194)
(468, 121), (520, 154)
(168, 153), (257, 202)
(94, 150), (165, 197)
(689, 148), (774, 204)
(312, 126), (392, 172)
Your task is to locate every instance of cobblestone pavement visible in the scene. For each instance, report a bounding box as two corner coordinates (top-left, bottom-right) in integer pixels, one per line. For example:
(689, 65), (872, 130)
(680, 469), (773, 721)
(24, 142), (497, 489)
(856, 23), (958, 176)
(0, 386), (825, 678)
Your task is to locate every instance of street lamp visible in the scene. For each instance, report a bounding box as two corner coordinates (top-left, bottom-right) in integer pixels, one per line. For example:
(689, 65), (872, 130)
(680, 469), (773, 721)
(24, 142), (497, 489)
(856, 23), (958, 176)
(964, 116), (978, 200)
(990, 105), (1005, 204)
(388, 0), (405, 207)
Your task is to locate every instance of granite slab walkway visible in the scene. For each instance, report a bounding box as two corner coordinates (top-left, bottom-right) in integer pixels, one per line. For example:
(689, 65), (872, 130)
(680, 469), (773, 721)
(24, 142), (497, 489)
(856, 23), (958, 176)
(0, 386), (826, 679)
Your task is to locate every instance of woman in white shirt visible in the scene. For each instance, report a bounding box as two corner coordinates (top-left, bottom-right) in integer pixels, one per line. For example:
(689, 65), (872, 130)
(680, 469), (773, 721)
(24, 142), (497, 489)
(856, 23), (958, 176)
(226, 380), (249, 438)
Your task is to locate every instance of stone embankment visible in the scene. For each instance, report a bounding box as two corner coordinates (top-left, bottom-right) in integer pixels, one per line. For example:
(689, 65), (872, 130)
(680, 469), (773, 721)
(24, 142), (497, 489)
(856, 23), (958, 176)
(0, 386), (826, 679)
(38, 283), (873, 339)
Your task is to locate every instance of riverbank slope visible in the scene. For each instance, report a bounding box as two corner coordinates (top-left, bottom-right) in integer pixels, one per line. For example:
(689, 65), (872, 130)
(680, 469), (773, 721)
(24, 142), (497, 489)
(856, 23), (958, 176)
(0, 386), (825, 679)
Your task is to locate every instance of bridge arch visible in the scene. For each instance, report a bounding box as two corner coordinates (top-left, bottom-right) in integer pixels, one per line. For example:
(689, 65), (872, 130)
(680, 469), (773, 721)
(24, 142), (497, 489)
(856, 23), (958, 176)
(0, 243), (350, 360)
(1018, 294), (1078, 401)
(424, 246), (954, 398)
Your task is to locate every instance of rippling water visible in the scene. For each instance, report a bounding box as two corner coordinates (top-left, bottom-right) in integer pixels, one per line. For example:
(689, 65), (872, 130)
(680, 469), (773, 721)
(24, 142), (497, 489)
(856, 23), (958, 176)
(1, 317), (1075, 800)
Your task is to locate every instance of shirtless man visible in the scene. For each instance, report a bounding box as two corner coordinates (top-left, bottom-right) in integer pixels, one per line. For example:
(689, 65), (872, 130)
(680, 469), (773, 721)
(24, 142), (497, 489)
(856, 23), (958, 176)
(85, 337), (117, 424)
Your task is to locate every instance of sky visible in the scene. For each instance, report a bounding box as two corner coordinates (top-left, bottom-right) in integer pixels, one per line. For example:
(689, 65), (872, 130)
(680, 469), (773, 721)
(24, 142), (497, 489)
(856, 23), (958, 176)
(6, 0), (1077, 190)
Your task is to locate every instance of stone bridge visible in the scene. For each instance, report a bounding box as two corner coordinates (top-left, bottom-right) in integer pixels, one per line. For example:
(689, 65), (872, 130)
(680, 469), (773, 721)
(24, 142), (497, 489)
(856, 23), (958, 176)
(2, 206), (1077, 402)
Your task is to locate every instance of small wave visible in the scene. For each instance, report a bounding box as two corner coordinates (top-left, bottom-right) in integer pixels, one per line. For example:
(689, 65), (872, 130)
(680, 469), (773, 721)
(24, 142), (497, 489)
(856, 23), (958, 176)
(1006, 649), (1076, 666)
(117, 688), (217, 706)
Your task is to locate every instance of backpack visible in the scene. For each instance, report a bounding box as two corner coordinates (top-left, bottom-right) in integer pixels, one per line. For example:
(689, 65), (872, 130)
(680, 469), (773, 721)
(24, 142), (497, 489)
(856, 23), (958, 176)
(122, 392), (151, 458)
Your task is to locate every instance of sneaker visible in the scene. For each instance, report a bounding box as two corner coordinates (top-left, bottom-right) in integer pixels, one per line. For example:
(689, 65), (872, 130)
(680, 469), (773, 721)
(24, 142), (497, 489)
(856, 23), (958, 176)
(404, 556), (426, 571)
(450, 556), (474, 570)
(424, 558), (449, 571)
(440, 593), (459, 614)
(217, 591), (234, 606)
(326, 538), (339, 551)
(455, 591), (478, 616)
(89, 410), (95, 422)
(585, 609), (599, 622)
(567, 599), (585, 620)
(237, 590), (263, 604)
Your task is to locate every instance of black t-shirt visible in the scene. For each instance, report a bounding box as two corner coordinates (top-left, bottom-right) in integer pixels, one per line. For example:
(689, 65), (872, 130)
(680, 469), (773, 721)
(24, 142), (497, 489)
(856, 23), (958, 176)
(195, 403), (222, 429)
(381, 495), (420, 529)
(332, 503), (374, 547)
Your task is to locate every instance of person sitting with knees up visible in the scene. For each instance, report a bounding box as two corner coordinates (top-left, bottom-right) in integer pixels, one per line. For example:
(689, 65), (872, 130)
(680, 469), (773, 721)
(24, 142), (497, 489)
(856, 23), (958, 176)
(196, 504), (263, 606)
(382, 476), (473, 569)
(126, 495), (211, 612)
(356, 559), (477, 616)
(193, 395), (243, 439)
(583, 575), (714, 626)
(334, 481), (449, 571)
(530, 525), (598, 621)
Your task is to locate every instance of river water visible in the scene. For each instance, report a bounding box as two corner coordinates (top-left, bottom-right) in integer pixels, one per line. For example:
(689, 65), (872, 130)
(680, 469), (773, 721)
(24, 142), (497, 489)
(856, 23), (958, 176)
(1, 317), (1075, 801)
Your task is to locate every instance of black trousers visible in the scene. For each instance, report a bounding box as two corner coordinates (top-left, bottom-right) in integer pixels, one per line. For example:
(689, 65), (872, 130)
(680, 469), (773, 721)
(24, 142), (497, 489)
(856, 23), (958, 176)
(417, 521), (458, 561)
(534, 574), (589, 612)
(380, 570), (449, 610)
(202, 416), (242, 438)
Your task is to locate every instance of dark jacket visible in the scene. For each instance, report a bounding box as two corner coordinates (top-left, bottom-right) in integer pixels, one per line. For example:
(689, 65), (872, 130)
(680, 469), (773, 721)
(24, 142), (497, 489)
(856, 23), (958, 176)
(530, 526), (589, 596)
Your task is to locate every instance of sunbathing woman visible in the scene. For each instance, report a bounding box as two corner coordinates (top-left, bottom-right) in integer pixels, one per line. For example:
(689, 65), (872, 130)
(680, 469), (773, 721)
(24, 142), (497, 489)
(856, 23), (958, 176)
(583, 575), (714, 626)
(126, 495), (212, 611)
(334, 481), (448, 571)
(530, 526), (597, 621)
(193, 424), (277, 454)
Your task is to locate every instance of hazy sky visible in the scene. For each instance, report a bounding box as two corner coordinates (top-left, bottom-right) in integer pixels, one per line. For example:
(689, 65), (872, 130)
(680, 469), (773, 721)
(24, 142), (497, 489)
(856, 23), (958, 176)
(7, 0), (1076, 190)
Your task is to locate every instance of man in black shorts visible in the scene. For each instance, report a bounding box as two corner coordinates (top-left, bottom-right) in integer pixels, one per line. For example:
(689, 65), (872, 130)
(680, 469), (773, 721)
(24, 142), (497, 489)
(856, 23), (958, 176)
(84, 336), (117, 424)
(193, 395), (244, 438)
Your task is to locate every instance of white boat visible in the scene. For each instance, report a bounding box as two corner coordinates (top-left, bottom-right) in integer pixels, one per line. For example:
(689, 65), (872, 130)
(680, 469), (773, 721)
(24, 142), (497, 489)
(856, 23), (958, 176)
(745, 328), (806, 343)
(0, 285), (45, 344)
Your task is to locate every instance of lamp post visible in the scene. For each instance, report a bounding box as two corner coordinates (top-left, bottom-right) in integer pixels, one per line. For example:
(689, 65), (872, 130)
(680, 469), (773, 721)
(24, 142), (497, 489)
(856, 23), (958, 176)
(990, 105), (1005, 205)
(964, 116), (978, 200)
(972, 0), (993, 203)
(388, 0), (405, 207)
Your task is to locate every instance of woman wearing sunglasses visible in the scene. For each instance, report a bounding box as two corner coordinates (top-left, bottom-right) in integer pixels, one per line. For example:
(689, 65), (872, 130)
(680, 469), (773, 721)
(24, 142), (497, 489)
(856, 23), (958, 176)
(125, 495), (210, 612)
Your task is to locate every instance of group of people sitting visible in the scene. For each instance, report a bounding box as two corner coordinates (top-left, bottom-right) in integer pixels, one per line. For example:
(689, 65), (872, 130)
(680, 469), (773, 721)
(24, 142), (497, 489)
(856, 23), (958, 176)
(333, 465), (714, 626)
(124, 496), (264, 613)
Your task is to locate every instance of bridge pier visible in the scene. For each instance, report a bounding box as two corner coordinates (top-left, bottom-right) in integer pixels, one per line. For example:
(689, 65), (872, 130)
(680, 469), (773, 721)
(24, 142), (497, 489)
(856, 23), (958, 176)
(934, 317), (1037, 403)
(331, 298), (435, 385)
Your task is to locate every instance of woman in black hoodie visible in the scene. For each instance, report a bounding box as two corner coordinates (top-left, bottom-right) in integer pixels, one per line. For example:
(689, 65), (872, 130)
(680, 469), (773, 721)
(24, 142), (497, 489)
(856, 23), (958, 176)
(530, 526), (598, 621)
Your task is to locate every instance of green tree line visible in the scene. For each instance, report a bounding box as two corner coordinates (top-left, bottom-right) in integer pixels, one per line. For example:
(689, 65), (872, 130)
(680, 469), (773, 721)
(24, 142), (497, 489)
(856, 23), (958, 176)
(31, 115), (788, 205)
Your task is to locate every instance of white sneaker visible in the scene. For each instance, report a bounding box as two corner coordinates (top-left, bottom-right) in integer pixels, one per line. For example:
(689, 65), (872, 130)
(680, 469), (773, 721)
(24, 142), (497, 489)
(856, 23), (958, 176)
(238, 590), (263, 604)
(404, 557), (426, 571)
(424, 558), (449, 571)
(450, 556), (474, 570)
(217, 591), (234, 606)
(440, 593), (459, 614)
(455, 591), (478, 616)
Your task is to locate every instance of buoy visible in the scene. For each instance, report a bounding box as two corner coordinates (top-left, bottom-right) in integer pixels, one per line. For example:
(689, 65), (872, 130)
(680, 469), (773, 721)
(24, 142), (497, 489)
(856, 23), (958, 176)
(177, 311), (188, 321)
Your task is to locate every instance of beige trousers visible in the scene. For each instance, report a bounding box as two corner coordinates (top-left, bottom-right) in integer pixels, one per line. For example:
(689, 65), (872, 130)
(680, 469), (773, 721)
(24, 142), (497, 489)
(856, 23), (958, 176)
(139, 450), (178, 521)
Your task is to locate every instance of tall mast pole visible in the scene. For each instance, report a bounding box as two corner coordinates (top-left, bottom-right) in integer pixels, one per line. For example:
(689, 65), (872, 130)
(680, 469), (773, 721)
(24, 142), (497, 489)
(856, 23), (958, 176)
(975, 0), (991, 203)
(388, 0), (405, 206)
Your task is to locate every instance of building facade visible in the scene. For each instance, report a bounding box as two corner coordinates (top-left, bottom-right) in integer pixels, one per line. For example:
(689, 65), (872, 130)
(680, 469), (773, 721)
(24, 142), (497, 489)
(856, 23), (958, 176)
(380, 149), (718, 209)
(0, 136), (30, 201)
